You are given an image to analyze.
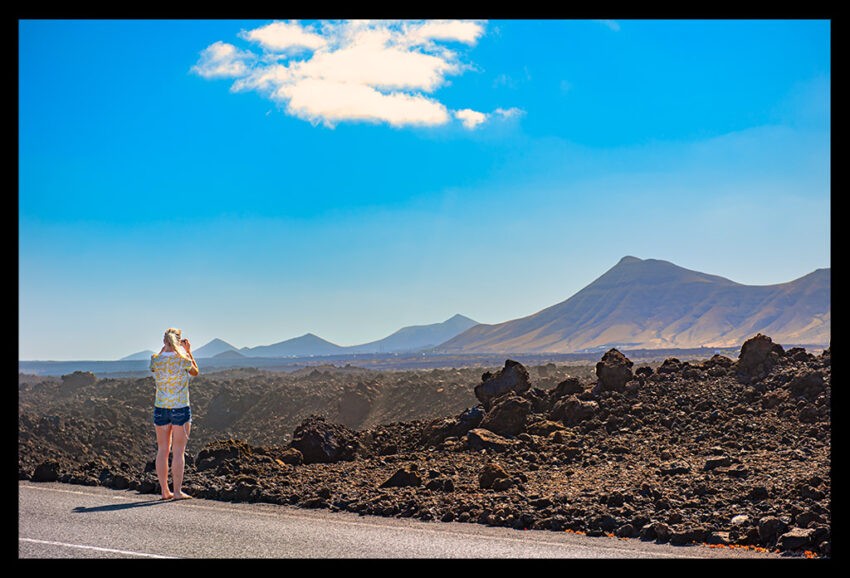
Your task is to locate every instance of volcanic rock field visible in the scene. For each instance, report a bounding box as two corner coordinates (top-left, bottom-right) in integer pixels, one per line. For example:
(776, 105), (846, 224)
(18, 334), (830, 557)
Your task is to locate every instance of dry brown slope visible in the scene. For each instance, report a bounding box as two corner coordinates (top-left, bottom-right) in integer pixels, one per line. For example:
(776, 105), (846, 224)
(440, 257), (829, 353)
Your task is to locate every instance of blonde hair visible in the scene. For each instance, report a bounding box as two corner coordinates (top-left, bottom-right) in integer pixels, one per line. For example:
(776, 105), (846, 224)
(164, 327), (192, 362)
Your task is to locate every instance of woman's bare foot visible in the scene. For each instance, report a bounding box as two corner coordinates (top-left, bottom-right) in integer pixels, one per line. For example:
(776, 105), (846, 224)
(173, 491), (192, 500)
(160, 492), (174, 501)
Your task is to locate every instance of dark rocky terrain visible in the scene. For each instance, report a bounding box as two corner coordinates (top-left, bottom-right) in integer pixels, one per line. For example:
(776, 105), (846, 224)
(19, 334), (830, 557)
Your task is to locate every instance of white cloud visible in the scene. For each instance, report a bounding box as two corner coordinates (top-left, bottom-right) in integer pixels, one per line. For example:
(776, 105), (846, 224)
(282, 78), (450, 128)
(290, 40), (457, 92)
(194, 20), (511, 129)
(240, 20), (326, 52)
(493, 73), (515, 89)
(406, 20), (485, 45)
(454, 108), (487, 129)
(595, 20), (621, 32)
(191, 41), (254, 78)
(492, 66), (531, 90)
(494, 107), (524, 120)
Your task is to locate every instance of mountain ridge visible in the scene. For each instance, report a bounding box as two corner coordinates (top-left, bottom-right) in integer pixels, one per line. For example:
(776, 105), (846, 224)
(343, 313), (479, 353)
(438, 257), (829, 353)
(123, 256), (829, 360)
(188, 314), (479, 359)
(194, 338), (240, 359)
(119, 350), (155, 361)
(243, 333), (346, 358)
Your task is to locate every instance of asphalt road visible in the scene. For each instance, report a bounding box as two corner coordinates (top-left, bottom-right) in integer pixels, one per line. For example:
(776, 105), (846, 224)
(19, 481), (781, 559)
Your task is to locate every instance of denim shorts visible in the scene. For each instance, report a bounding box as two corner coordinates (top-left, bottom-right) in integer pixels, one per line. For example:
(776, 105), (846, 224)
(153, 406), (191, 426)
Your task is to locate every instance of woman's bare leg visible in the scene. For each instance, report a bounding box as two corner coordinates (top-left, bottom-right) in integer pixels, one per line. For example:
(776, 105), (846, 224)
(171, 422), (191, 499)
(155, 425), (174, 499)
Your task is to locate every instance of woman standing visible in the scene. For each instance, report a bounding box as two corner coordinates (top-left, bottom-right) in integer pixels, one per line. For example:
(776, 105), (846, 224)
(150, 327), (199, 500)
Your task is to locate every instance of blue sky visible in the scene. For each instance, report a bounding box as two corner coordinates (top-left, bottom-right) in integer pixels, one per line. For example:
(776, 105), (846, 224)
(19, 19), (830, 360)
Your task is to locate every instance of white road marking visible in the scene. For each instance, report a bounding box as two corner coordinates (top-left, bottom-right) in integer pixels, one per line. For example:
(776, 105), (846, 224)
(22, 484), (133, 500)
(20, 538), (176, 559)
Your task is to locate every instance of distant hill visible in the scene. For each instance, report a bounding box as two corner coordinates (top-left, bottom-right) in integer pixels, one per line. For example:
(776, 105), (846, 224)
(194, 338), (240, 359)
(344, 314), (479, 353)
(438, 256), (830, 353)
(211, 349), (246, 359)
(121, 314), (477, 361)
(242, 333), (347, 358)
(119, 350), (155, 361)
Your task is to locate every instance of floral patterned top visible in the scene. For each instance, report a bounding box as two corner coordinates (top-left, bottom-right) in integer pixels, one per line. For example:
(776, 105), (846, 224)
(150, 351), (194, 408)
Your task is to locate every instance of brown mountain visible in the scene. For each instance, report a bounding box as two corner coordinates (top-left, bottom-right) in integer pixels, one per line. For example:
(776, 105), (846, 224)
(438, 256), (830, 353)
